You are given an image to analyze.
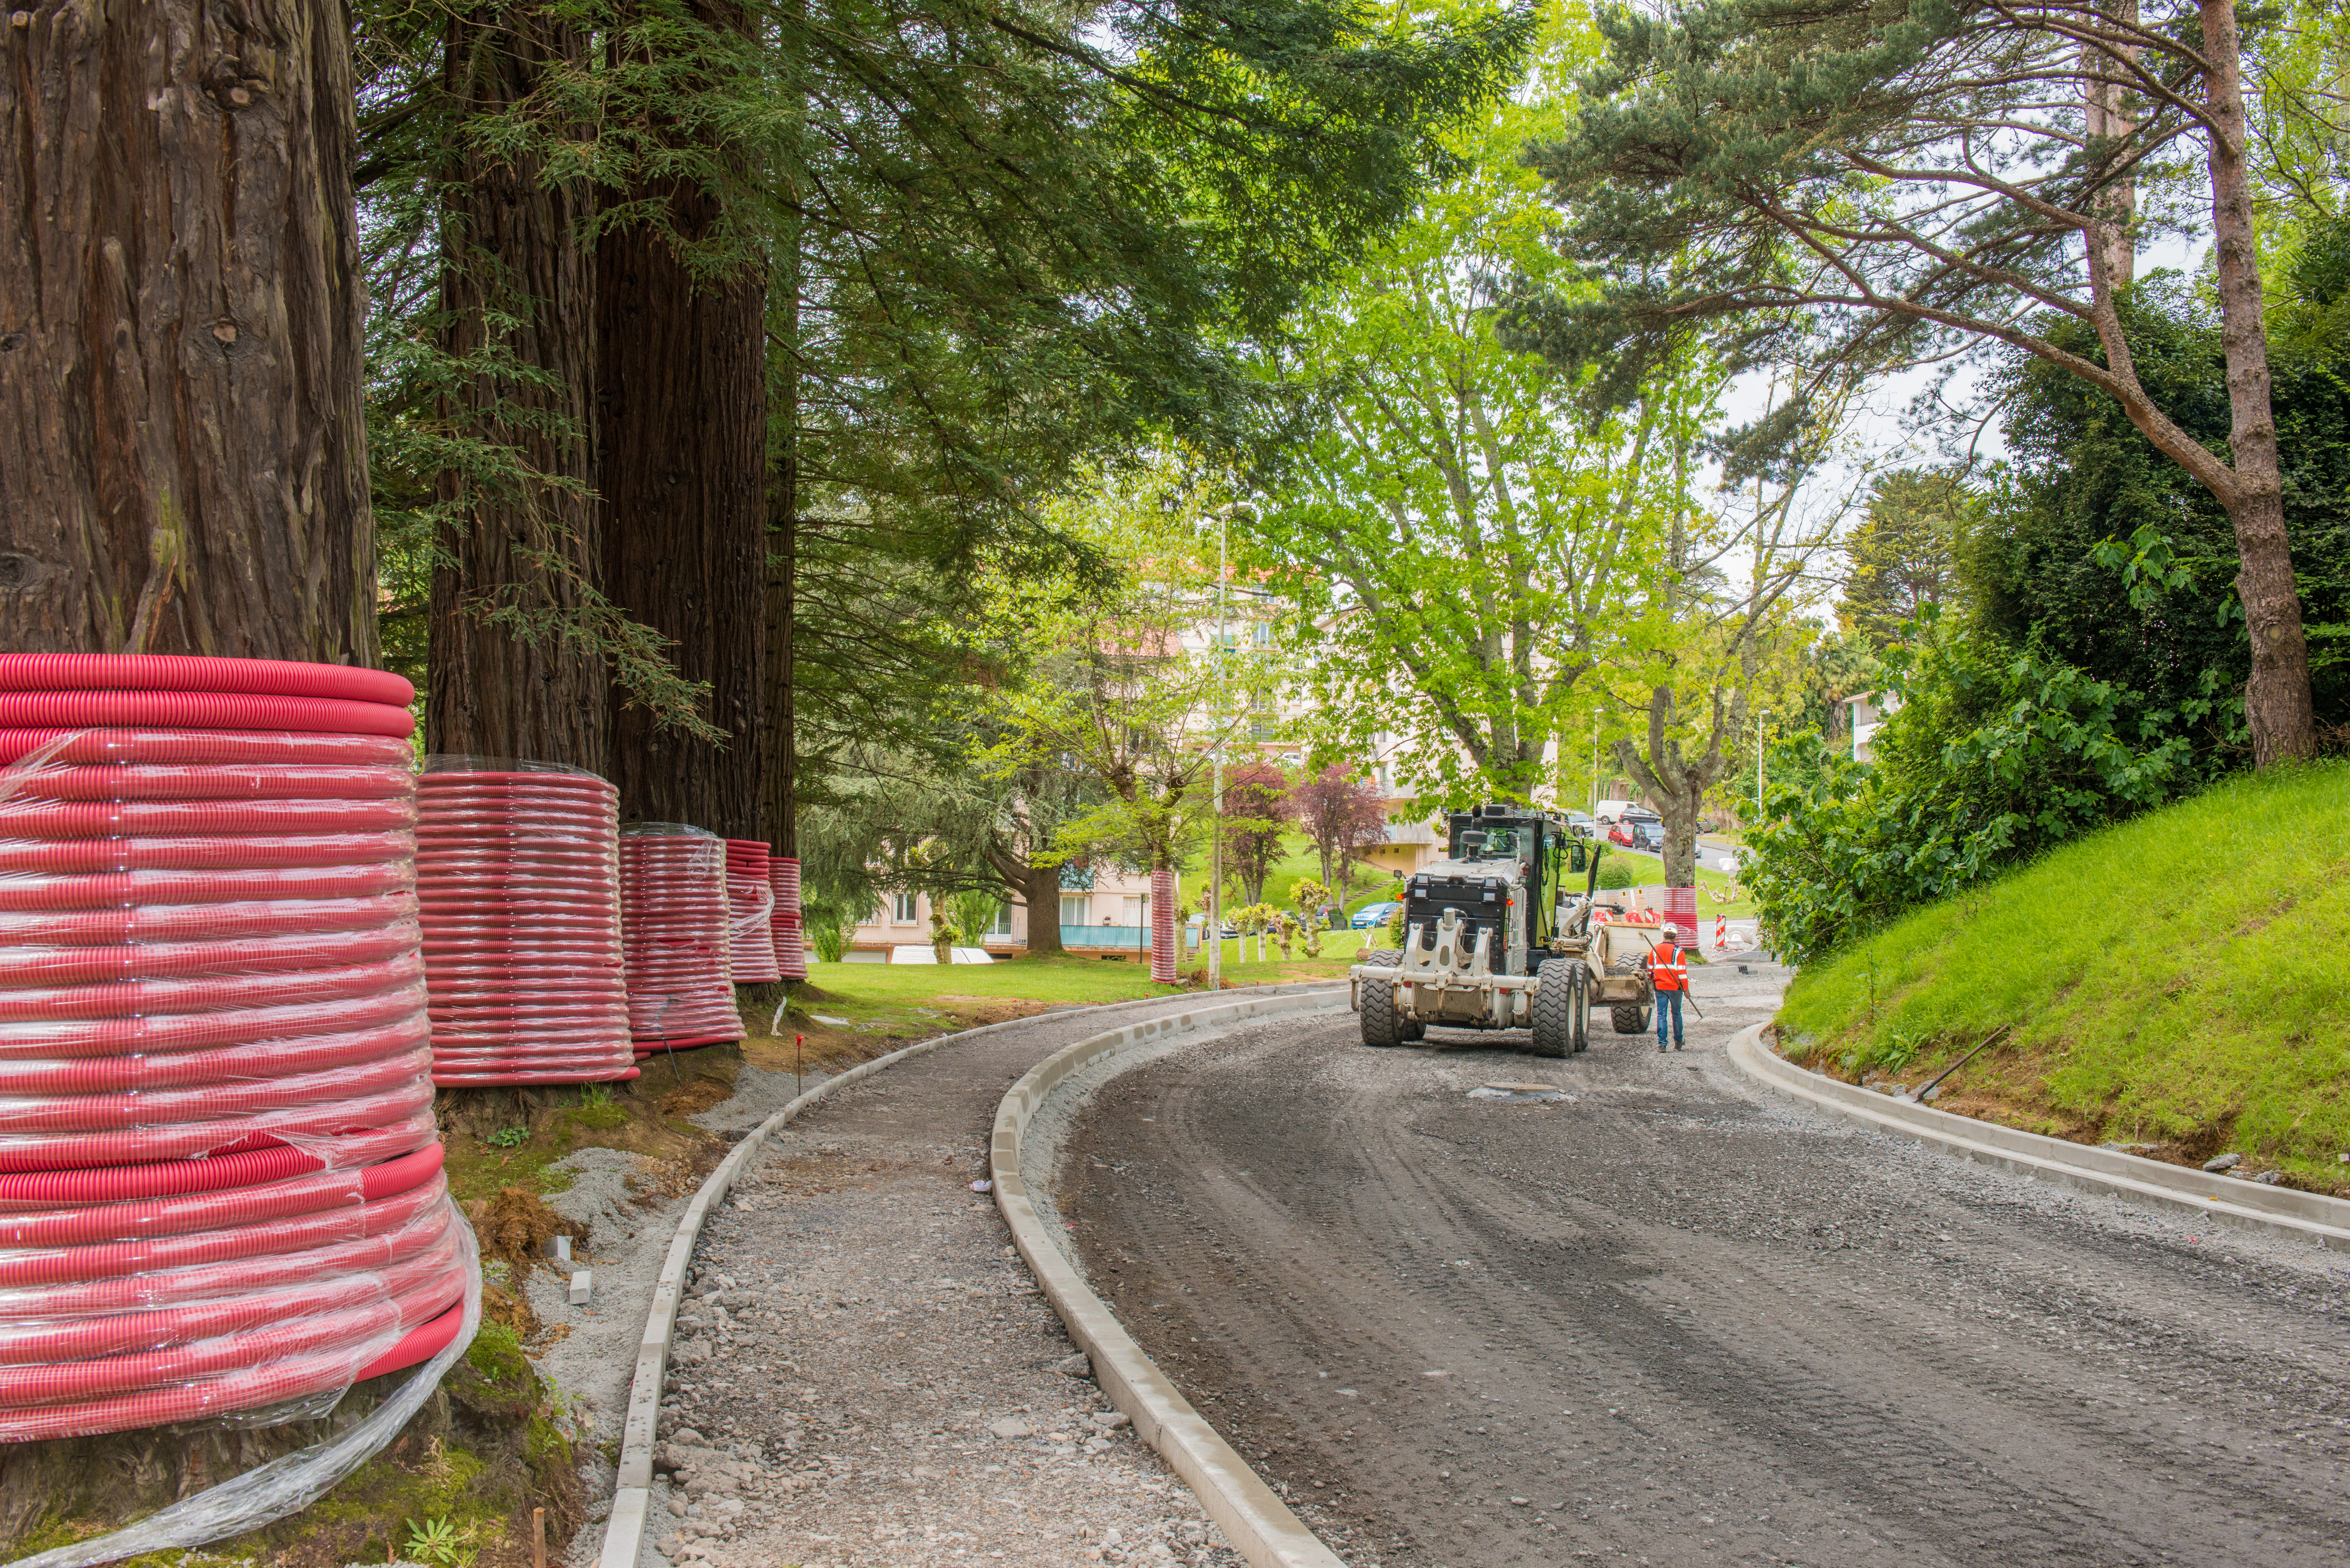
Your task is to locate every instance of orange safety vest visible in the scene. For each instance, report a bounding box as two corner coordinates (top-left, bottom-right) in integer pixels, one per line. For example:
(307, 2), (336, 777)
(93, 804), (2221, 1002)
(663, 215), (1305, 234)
(1647, 942), (1687, 992)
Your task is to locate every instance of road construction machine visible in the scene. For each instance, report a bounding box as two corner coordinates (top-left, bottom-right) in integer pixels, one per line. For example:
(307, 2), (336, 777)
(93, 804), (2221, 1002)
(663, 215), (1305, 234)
(1348, 804), (1673, 1056)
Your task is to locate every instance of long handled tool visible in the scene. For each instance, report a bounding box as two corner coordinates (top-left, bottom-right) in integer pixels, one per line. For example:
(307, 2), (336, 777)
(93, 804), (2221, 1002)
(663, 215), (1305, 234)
(1908, 1022), (2012, 1101)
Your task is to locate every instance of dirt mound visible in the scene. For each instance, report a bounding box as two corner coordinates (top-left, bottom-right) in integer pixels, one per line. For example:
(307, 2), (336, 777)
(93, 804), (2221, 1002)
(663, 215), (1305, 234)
(469, 1185), (584, 1279)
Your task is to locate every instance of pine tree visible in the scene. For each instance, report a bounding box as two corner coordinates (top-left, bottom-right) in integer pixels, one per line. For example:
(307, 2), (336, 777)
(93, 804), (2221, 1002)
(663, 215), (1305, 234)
(1505, 0), (2319, 765)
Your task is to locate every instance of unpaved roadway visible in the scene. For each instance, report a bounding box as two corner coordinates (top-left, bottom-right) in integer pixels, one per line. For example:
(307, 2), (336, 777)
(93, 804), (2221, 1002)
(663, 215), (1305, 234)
(1061, 960), (2350, 1568)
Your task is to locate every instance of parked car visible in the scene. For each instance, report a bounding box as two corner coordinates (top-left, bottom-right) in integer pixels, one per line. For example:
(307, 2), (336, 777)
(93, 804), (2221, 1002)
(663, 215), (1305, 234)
(1559, 810), (1596, 839)
(1609, 810), (1664, 850)
(1594, 797), (1640, 824)
(1350, 901), (1401, 930)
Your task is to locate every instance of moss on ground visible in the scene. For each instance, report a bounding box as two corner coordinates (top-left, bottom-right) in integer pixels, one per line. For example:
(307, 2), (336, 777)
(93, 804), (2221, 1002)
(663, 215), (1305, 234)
(0, 1325), (583, 1567)
(1776, 761), (2350, 1193)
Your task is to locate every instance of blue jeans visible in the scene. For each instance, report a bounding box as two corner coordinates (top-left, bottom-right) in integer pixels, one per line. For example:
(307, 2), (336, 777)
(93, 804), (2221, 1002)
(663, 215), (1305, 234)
(1654, 988), (1684, 1046)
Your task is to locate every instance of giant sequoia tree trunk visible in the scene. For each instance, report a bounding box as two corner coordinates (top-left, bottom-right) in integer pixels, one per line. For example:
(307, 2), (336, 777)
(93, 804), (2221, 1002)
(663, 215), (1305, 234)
(427, 0), (608, 767)
(0, 0), (375, 660)
(597, 192), (766, 834)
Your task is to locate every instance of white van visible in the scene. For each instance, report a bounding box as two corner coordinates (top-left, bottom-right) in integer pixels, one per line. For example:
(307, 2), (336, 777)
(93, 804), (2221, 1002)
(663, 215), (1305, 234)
(1594, 798), (1641, 824)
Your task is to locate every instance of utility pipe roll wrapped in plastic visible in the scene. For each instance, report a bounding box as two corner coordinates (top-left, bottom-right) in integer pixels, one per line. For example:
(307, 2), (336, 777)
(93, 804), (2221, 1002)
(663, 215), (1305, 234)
(768, 856), (807, 979)
(414, 761), (635, 1086)
(722, 840), (780, 985)
(618, 825), (740, 1053)
(0, 654), (468, 1440)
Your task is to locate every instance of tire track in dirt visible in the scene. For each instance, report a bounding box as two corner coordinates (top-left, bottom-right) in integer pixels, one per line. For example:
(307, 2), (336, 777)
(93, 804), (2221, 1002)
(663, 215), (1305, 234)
(1061, 961), (2350, 1567)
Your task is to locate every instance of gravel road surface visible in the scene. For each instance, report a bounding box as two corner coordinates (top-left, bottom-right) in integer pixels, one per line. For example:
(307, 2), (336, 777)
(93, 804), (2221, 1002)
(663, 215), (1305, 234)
(1061, 960), (2350, 1568)
(619, 992), (1328, 1568)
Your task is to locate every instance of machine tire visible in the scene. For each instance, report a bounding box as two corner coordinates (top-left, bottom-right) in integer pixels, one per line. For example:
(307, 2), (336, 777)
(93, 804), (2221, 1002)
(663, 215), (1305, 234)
(1400, 1017), (1427, 1042)
(1359, 949), (1402, 967)
(1607, 956), (1653, 1035)
(1529, 961), (1577, 1058)
(1360, 971), (1404, 1048)
(1571, 963), (1591, 1054)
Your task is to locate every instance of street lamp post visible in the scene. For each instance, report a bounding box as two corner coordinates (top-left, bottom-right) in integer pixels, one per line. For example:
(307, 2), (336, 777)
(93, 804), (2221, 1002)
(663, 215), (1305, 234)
(1756, 709), (1768, 818)
(1199, 503), (1240, 990)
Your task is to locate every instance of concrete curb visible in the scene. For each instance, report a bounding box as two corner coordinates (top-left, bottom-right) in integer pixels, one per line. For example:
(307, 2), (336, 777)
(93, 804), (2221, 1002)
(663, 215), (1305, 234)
(593, 984), (1340, 1568)
(992, 989), (1350, 1568)
(1727, 1024), (2350, 1252)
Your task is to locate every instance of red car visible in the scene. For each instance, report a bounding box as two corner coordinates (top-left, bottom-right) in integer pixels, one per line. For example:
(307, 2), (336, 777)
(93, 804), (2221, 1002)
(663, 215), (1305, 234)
(1609, 811), (1664, 850)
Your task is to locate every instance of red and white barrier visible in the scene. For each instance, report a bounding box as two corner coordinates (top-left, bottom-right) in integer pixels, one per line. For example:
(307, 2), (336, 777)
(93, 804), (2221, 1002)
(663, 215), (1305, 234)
(1149, 868), (1177, 984)
(0, 654), (466, 1438)
(415, 763), (636, 1086)
(769, 857), (807, 979)
(723, 840), (781, 985)
(618, 825), (741, 1052)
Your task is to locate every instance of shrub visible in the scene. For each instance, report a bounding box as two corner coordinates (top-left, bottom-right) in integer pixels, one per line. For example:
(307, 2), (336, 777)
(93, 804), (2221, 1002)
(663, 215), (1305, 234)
(1746, 634), (2224, 964)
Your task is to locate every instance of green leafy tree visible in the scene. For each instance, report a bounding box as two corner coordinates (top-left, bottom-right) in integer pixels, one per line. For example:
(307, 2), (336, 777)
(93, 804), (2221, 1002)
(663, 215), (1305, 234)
(1965, 284), (2350, 743)
(976, 462), (1278, 915)
(1220, 762), (1294, 908)
(1506, 0), (2321, 765)
(1242, 4), (1686, 807)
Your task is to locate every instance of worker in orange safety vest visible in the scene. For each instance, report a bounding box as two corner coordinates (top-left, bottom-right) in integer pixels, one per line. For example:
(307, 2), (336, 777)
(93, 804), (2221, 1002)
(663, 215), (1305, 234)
(1648, 924), (1688, 1052)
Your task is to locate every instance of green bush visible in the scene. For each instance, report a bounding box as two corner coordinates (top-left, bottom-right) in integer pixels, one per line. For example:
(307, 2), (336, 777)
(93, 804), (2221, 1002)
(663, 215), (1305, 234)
(1746, 632), (2225, 964)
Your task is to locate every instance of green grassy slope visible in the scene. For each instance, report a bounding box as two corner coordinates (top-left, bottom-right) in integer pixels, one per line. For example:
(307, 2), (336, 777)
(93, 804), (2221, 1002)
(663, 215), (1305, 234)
(1777, 761), (2350, 1192)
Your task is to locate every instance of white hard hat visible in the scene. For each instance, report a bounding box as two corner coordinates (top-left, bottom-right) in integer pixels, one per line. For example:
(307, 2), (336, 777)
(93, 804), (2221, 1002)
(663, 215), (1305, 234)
(1661, 923), (1681, 939)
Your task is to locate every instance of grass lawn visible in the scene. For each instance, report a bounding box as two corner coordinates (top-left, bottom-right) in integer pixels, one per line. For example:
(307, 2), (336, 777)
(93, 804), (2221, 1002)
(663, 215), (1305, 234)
(789, 931), (1374, 1036)
(1776, 760), (2350, 1193)
(1588, 847), (1755, 916)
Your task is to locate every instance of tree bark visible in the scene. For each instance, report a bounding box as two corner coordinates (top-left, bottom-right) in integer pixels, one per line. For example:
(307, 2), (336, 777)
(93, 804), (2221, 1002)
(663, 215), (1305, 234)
(427, 0), (607, 767)
(597, 28), (767, 833)
(1, 0), (375, 661)
(1020, 861), (1065, 956)
(1612, 685), (1731, 891)
(2198, 0), (2316, 765)
(760, 200), (800, 855)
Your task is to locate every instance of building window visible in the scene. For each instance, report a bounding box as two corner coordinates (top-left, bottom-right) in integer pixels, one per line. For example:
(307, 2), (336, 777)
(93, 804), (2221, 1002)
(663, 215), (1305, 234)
(985, 903), (1015, 938)
(1060, 894), (1088, 926)
(891, 893), (920, 925)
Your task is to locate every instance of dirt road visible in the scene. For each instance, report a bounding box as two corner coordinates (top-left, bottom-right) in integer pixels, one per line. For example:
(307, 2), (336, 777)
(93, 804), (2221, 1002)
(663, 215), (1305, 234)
(1061, 960), (2350, 1567)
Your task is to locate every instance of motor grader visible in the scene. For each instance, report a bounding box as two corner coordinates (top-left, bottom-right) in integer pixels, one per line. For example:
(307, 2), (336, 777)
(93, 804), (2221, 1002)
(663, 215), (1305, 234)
(1348, 804), (1668, 1056)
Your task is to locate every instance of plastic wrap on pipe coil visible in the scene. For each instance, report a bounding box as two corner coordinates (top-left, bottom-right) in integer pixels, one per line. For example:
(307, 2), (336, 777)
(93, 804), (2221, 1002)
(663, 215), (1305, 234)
(0, 656), (469, 1467)
(618, 824), (740, 1053)
(723, 839), (780, 985)
(768, 856), (807, 979)
(415, 757), (635, 1086)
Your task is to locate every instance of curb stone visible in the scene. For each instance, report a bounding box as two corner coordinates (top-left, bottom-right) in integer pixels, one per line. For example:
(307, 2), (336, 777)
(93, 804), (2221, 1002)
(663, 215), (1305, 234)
(1727, 1023), (2350, 1251)
(593, 983), (1343, 1568)
(992, 988), (1350, 1568)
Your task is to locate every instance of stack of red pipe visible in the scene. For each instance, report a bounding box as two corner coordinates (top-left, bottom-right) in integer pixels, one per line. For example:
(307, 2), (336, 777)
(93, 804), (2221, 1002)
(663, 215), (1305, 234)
(0, 654), (467, 1441)
(416, 767), (636, 1085)
(768, 857), (807, 979)
(722, 840), (780, 986)
(618, 827), (741, 1053)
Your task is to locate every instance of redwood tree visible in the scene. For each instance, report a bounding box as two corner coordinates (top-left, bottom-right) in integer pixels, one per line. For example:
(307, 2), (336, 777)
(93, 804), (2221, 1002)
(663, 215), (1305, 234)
(427, 0), (607, 766)
(597, 0), (767, 834)
(2, 0), (376, 660)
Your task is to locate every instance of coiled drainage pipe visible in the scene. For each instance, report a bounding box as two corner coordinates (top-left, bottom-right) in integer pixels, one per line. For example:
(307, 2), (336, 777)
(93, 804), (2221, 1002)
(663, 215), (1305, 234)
(0, 655), (468, 1442)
